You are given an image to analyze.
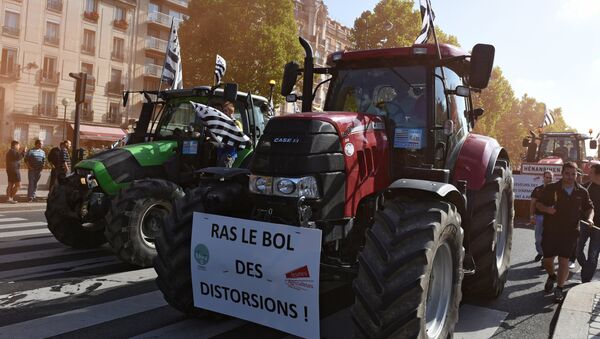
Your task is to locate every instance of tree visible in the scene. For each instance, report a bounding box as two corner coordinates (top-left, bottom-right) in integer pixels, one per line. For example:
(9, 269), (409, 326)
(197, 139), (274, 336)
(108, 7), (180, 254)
(178, 0), (303, 104)
(349, 0), (458, 50)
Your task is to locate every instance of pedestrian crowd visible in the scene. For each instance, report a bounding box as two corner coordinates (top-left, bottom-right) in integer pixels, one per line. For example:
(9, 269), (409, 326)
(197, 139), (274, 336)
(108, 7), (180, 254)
(4, 139), (71, 203)
(531, 162), (600, 302)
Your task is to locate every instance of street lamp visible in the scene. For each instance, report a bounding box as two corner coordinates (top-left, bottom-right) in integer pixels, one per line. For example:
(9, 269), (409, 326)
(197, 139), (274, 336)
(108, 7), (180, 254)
(61, 97), (70, 140)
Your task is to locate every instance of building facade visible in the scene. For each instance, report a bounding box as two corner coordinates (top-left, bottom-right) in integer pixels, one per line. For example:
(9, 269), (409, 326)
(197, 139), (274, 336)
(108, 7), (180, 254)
(0, 0), (188, 147)
(288, 0), (352, 112)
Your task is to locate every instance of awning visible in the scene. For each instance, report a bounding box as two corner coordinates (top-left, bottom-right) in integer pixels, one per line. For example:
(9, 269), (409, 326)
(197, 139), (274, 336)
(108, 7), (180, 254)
(70, 124), (127, 142)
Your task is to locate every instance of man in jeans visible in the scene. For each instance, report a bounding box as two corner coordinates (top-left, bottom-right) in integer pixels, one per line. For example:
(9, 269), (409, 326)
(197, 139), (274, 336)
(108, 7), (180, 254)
(577, 164), (600, 282)
(537, 162), (594, 302)
(530, 170), (553, 264)
(25, 139), (46, 202)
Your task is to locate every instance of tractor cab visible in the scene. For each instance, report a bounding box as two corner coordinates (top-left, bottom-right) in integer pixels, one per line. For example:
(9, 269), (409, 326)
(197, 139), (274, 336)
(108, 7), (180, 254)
(523, 132), (598, 166)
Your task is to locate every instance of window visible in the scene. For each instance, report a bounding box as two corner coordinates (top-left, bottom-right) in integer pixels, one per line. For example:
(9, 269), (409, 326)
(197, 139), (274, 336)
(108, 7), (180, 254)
(42, 56), (57, 78)
(115, 6), (126, 21)
(85, 0), (97, 13)
(108, 102), (121, 123)
(110, 68), (122, 83)
(13, 124), (28, 144)
(148, 3), (159, 13)
(112, 37), (124, 60)
(82, 29), (95, 54)
(39, 126), (53, 145)
(45, 21), (59, 45)
(3, 11), (20, 36)
(443, 67), (468, 136)
(0, 48), (18, 75)
(47, 0), (63, 12)
(41, 90), (56, 109)
(434, 74), (448, 126)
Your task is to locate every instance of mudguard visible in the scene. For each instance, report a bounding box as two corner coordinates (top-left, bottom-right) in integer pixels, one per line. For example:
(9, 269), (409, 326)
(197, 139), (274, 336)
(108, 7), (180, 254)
(453, 134), (508, 191)
(388, 178), (466, 217)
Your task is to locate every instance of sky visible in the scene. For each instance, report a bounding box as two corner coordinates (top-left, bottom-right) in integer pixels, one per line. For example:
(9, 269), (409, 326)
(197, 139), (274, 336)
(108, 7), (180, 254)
(324, 0), (600, 135)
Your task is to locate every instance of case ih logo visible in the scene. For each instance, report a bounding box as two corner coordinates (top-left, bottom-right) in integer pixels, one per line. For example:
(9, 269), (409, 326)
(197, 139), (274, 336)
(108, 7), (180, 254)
(273, 137), (300, 144)
(285, 265), (314, 291)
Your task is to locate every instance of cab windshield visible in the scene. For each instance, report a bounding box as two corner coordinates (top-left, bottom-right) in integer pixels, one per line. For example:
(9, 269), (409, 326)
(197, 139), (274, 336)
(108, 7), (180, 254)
(538, 136), (583, 162)
(325, 66), (427, 128)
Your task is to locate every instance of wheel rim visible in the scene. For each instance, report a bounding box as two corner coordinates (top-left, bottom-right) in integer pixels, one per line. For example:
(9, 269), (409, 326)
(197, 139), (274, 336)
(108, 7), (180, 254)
(139, 202), (169, 249)
(426, 241), (453, 339)
(495, 191), (509, 270)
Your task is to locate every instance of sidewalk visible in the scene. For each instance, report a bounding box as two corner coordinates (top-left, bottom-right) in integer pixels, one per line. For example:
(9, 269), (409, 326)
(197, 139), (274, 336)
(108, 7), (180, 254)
(0, 169), (50, 209)
(553, 282), (600, 338)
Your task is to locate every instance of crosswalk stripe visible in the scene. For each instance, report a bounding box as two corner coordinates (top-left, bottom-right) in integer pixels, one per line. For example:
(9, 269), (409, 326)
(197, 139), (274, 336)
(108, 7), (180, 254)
(0, 235), (56, 249)
(0, 256), (119, 280)
(0, 246), (101, 264)
(0, 268), (156, 307)
(0, 221), (47, 230)
(0, 217), (26, 223)
(131, 317), (246, 338)
(0, 291), (166, 338)
(0, 228), (49, 239)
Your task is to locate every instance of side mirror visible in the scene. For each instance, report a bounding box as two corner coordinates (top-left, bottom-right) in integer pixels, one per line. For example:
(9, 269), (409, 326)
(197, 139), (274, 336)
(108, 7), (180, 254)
(469, 44), (495, 89)
(286, 93), (298, 102)
(449, 85), (470, 97)
(281, 62), (300, 96)
(591, 140), (598, 149)
(522, 138), (530, 147)
(223, 83), (238, 103)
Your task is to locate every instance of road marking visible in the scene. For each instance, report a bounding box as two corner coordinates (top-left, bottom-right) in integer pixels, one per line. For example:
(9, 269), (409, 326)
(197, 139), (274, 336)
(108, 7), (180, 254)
(0, 291), (166, 338)
(0, 235), (56, 249)
(0, 221), (48, 230)
(0, 256), (119, 280)
(454, 304), (508, 339)
(0, 246), (101, 264)
(0, 268), (156, 307)
(0, 228), (50, 239)
(0, 218), (26, 223)
(131, 318), (246, 339)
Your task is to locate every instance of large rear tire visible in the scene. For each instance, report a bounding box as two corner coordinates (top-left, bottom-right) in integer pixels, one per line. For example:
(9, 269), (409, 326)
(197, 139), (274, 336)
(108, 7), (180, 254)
(462, 162), (514, 297)
(105, 179), (182, 267)
(352, 199), (464, 339)
(45, 182), (107, 248)
(154, 186), (206, 315)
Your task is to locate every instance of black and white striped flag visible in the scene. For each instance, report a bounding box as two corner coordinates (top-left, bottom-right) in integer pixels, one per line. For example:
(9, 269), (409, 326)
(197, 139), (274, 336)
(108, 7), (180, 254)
(215, 54), (226, 85)
(543, 108), (555, 127)
(414, 0), (436, 44)
(160, 20), (183, 90)
(190, 101), (251, 149)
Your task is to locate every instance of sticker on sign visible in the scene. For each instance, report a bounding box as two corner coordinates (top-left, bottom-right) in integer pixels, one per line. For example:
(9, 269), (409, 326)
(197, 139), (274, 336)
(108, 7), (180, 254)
(191, 212), (322, 338)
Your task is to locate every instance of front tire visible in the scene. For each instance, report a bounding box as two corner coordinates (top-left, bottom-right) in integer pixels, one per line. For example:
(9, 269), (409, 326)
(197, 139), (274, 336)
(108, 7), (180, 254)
(352, 199), (464, 339)
(463, 162), (514, 297)
(105, 179), (182, 267)
(45, 181), (107, 248)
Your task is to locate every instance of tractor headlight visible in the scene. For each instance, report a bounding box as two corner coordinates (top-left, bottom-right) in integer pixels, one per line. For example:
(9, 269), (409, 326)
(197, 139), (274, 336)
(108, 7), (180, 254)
(249, 175), (272, 195)
(273, 176), (320, 199)
(276, 179), (296, 195)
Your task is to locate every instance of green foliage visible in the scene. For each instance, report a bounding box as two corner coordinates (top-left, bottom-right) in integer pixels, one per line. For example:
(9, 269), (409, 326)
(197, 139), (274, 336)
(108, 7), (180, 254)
(349, 0), (458, 50)
(178, 0), (303, 105)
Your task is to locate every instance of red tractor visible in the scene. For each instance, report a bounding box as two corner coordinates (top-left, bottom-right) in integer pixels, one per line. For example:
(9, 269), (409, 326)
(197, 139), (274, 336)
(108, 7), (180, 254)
(154, 38), (514, 338)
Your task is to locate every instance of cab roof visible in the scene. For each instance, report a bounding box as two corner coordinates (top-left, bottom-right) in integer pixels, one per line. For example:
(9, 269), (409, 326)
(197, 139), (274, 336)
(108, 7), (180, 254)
(541, 132), (591, 140)
(326, 43), (469, 66)
(160, 86), (268, 102)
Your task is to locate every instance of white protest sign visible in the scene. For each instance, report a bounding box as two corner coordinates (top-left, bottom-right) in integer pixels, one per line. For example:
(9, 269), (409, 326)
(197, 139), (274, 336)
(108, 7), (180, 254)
(521, 162), (562, 178)
(191, 212), (322, 339)
(513, 174), (544, 200)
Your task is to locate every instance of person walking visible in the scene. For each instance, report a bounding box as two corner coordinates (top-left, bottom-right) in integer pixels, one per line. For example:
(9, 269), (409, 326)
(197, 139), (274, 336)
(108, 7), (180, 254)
(536, 162), (594, 302)
(577, 164), (600, 283)
(47, 142), (62, 193)
(59, 140), (72, 176)
(25, 139), (46, 202)
(5, 140), (26, 203)
(530, 171), (553, 264)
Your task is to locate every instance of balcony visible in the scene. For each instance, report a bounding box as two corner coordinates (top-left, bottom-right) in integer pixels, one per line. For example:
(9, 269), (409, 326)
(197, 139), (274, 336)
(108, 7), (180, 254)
(0, 64), (20, 80)
(81, 44), (95, 55)
(82, 109), (94, 122)
(144, 63), (162, 78)
(44, 35), (60, 46)
(106, 81), (124, 96)
(105, 113), (122, 124)
(147, 11), (171, 27)
(145, 37), (168, 53)
(34, 104), (59, 117)
(166, 0), (188, 8)
(37, 70), (60, 86)
(113, 19), (128, 30)
(2, 26), (20, 38)
(47, 0), (63, 13)
(83, 11), (99, 23)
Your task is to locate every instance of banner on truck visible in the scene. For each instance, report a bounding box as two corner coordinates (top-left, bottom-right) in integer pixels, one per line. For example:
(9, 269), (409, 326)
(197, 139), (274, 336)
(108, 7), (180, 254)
(521, 163), (562, 177)
(514, 174), (545, 200)
(191, 212), (322, 339)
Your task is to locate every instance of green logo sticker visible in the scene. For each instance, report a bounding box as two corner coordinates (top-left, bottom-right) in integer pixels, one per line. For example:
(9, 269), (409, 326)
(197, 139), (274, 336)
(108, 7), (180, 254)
(194, 244), (210, 266)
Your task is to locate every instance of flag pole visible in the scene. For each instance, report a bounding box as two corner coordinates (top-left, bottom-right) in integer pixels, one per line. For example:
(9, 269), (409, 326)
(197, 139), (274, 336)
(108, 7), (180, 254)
(426, 0), (446, 81)
(158, 17), (175, 93)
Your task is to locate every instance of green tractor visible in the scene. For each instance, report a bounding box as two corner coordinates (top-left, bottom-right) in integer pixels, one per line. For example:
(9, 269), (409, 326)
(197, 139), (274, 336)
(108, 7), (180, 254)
(45, 84), (270, 267)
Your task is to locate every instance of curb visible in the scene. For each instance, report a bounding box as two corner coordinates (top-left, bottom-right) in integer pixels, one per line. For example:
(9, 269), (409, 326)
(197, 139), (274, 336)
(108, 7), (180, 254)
(553, 281), (600, 338)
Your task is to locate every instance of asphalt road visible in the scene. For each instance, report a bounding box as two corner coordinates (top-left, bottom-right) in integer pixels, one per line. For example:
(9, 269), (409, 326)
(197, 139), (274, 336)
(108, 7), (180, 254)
(0, 207), (581, 338)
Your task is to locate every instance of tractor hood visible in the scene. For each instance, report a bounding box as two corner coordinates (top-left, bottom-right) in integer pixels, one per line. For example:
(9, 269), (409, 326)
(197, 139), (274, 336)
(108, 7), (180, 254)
(75, 140), (177, 195)
(269, 111), (386, 137)
(538, 156), (563, 165)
